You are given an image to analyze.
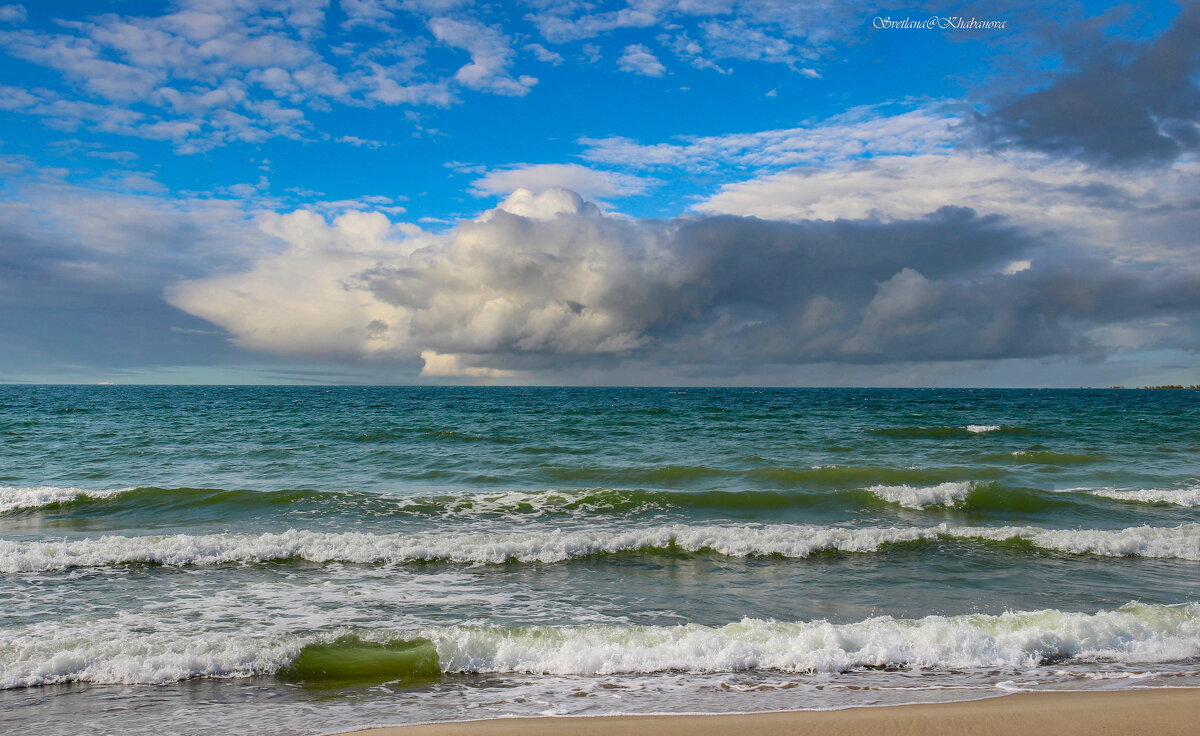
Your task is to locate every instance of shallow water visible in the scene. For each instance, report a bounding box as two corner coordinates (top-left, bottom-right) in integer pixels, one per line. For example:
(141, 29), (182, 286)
(1, 386), (1197, 735)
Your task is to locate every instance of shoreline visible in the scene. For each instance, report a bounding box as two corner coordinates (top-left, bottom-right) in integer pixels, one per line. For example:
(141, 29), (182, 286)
(332, 688), (1200, 736)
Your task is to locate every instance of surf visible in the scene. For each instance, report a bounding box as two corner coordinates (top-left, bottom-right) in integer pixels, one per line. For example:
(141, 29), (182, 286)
(3, 602), (1195, 689)
(2, 522), (1196, 572)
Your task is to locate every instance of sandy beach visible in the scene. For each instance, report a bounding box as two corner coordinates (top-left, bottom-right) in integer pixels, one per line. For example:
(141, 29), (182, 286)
(336, 689), (1200, 736)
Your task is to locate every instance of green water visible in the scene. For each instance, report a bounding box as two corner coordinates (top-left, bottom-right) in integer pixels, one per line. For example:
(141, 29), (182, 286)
(0, 387), (1197, 734)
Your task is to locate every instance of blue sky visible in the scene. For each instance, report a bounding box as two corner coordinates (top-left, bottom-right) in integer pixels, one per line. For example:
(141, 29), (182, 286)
(1, 0), (1198, 385)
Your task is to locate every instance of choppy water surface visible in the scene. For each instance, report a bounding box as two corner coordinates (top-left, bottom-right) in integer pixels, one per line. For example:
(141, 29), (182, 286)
(1, 386), (1197, 735)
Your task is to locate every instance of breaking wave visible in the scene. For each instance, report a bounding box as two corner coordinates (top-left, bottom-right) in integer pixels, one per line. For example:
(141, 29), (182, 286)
(3, 481), (1188, 521)
(0, 485), (134, 514)
(1, 522), (1196, 572)
(866, 481), (976, 509)
(1087, 487), (1200, 508)
(1, 602), (1195, 688)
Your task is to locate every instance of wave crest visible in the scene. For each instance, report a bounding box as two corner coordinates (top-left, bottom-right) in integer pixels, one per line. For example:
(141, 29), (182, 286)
(2, 603), (1195, 688)
(1088, 487), (1200, 508)
(867, 482), (975, 509)
(867, 425), (1030, 438)
(1, 522), (1195, 572)
(0, 485), (132, 513)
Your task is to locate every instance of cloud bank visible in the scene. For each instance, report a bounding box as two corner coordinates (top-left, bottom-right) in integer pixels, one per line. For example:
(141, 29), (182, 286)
(164, 187), (1200, 379)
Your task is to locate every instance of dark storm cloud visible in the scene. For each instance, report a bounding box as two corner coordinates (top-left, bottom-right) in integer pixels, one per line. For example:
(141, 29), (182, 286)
(979, 2), (1200, 167)
(336, 200), (1200, 372)
(627, 212), (1200, 367)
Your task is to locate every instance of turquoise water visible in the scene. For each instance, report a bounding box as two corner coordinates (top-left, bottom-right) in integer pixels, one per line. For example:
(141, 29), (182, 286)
(1, 386), (1197, 735)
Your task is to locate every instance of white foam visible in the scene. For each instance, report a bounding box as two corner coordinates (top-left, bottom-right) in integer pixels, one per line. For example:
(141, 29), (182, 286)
(2, 522), (1196, 572)
(1, 602), (1195, 688)
(393, 488), (660, 517)
(0, 625), (296, 689)
(425, 602), (1200, 675)
(952, 524), (1200, 559)
(966, 425), (1002, 433)
(0, 486), (131, 513)
(867, 482), (975, 509)
(1088, 487), (1200, 507)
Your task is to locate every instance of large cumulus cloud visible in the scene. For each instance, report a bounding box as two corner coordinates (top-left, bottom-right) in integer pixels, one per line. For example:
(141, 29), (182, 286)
(165, 187), (1200, 378)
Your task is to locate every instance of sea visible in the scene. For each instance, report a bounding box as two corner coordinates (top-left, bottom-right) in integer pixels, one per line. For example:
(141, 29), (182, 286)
(1, 386), (1197, 735)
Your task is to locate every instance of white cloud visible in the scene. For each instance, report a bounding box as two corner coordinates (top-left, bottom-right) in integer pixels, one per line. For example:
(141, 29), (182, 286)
(0, 4), (26, 24)
(470, 163), (655, 200)
(86, 150), (139, 163)
(0, 1), (540, 150)
(617, 44), (666, 76)
(529, 1), (872, 74)
(428, 17), (536, 96)
(336, 135), (385, 148)
(364, 72), (456, 107)
(0, 163), (268, 293)
(656, 30), (729, 73)
(580, 43), (603, 64)
(0, 5), (328, 150)
(340, 0), (397, 29)
(307, 195), (408, 216)
(104, 172), (168, 194)
(166, 208), (430, 358)
(0, 0), (923, 154)
(165, 189), (667, 360)
(482, 187), (600, 220)
(524, 43), (564, 65)
(0, 30), (163, 102)
(160, 186), (1200, 378)
(531, 1), (664, 43)
(698, 19), (794, 65)
(579, 105), (958, 171)
(697, 151), (1200, 263)
(6, 164), (1200, 382)
(420, 350), (517, 378)
(166, 189), (655, 361)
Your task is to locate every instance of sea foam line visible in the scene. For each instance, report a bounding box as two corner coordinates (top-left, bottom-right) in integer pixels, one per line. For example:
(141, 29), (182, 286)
(1, 602), (1196, 688)
(3, 483), (1197, 520)
(0, 481), (1116, 517)
(1, 523), (1196, 573)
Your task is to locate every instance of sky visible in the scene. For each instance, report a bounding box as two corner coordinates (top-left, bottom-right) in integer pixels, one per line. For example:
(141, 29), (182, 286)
(0, 0), (1198, 386)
